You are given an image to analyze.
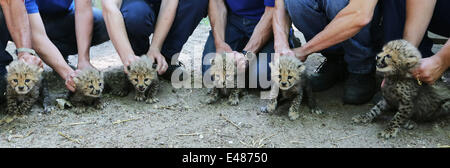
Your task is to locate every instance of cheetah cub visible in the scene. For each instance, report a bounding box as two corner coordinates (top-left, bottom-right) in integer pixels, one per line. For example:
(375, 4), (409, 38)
(126, 56), (160, 103)
(6, 60), (52, 115)
(352, 40), (450, 139)
(68, 68), (104, 114)
(260, 56), (322, 120)
(206, 53), (243, 106)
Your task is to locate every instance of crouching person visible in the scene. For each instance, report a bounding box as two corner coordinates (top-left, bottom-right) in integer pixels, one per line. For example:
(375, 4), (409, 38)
(101, 0), (208, 80)
(274, 0), (382, 104)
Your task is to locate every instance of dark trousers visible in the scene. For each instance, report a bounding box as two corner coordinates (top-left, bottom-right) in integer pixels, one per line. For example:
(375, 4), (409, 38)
(382, 0), (450, 57)
(121, 0), (208, 63)
(40, 7), (109, 59)
(202, 13), (297, 89)
(0, 8), (12, 104)
(285, 0), (382, 74)
(0, 7), (109, 103)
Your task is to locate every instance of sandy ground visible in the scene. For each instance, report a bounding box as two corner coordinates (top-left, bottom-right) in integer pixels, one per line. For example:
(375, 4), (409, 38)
(0, 22), (449, 148)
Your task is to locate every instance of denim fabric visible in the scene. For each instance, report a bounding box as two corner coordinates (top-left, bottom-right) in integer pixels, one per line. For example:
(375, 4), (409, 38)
(121, 0), (208, 63)
(0, 8), (12, 103)
(202, 13), (296, 89)
(382, 0), (450, 58)
(40, 7), (109, 59)
(285, 0), (382, 74)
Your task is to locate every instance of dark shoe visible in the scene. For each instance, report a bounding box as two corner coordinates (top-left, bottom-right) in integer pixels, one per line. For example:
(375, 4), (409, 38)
(310, 58), (345, 92)
(343, 72), (377, 105)
(160, 63), (185, 81)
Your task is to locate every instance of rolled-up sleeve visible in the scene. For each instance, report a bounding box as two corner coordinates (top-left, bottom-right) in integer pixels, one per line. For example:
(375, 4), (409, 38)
(25, 0), (39, 14)
(264, 0), (275, 7)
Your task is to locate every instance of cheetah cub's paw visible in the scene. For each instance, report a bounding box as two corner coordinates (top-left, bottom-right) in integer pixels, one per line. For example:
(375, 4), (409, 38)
(146, 97), (159, 104)
(311, 108), (323, 115)
(228, 97), (239, 106)
(378, 127), (399, 139)
(288, 109), (300, 121)
(135, 95), (146, 102)
(352, 114), (373, 124)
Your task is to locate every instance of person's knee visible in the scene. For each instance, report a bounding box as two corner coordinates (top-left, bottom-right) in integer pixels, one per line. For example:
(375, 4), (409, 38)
(92, 8), (109, 45)
(122, 3), (154, 38)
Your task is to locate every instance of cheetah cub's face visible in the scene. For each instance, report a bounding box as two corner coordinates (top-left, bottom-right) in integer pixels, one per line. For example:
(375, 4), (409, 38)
(270, 56), (305, 90)
(376, 40), (421, 76)
(74, 68), (104, 98)
(126, 56), (157, 93)
(210, 53), (237, 88)
(6, 60), (43, 94)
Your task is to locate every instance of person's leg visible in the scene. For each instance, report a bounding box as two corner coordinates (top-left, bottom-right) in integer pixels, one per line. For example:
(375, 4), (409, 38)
(0, 8), (13, 104)
(285, 0), (343, 55)
(428, 0), (450, 38)
(120, 0), (155, 56)
(285, 0), (347, 92)
(40, 11), (77, 59)
(159, 0), (209, 63)
(41, 7), (110, 60)
(91, 8), (110, 46)
(382, 0), (434, 57)
(202, 14), (248, 75)
(319, 0), (379, 104)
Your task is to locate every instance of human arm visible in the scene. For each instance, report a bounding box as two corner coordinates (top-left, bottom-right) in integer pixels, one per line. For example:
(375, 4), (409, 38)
(243, 6), (274, 54)
(413, 40), (450, 84)
(273, 0), (294, 56)
(28, 13), (77, 91)
(146, 0), (179, 75)
(208, 0), (232, 53)
(0, 0), (42, 66)
(75, 0), (95, 70)
(101, 0), (139, 73)
(403, 0), (436, 47)
(293, 0), (378, 61)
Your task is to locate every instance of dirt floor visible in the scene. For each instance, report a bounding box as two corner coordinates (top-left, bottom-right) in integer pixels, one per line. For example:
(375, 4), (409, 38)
(0, 22), (449, 148)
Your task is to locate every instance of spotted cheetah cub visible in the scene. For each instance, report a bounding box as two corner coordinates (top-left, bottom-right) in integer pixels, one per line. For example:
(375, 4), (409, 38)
(206, 53), (243, 106)
(68, 68), (104, 114)
(352, 40), (450, 139)
(6, 60), (52, 115)
(260, 56), (321, 120)
(126, 56), (160, 103)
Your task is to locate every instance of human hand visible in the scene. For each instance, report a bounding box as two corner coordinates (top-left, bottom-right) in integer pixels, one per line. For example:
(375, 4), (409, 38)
(18, 53), (43, 68)
(216, 42), (233, 54)
(123, 55), (141, 74)
(147, 48), (168, 75)
(232, 51), (247, 73)
(65, 69), (80, 92)
(412, 56), (447, 84)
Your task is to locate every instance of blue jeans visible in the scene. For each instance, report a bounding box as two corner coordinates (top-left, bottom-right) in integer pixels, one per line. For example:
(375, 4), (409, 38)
(382, 0), (450, 58)
(121, 0), (208, 63)
(0, 8), (12, 103)
(202, 13), (296, 89)
(285, 0), (382, 74)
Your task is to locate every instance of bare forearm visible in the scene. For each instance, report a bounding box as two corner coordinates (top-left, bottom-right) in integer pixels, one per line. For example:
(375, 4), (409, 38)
(0, 0), (32, 50)
(102, 0), (135, 64)
(244, 7), (274, 53)
(75, 0), (94, 62)
(403, 0), (436, 47)
(436, 40), (450, 68)
(297, 0), (377, 56)
(149, 0), (178, 52)
(273, 0), (291, 52)
(209, 0), (228, 48)
(28, 14), (73, 79)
